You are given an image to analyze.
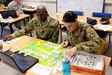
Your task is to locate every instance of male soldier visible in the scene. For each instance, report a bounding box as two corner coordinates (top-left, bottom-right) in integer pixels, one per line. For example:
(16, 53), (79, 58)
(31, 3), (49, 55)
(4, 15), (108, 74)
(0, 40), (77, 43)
(61, 11), (101, 57)
(3, 5), (59, 43)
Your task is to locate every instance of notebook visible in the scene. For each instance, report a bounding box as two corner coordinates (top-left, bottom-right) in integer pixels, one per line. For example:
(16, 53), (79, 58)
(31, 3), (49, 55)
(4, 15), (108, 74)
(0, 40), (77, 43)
(0, 50), (39, 73)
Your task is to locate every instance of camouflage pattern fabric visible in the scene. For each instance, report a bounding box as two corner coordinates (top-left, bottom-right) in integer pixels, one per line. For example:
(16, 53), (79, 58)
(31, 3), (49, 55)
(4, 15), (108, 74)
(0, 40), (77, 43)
(67, 22), (101, 53)
(11, 16), (60, 43)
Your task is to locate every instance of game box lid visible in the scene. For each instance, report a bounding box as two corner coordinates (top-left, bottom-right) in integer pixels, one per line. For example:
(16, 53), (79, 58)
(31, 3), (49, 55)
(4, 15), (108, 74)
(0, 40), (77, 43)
(70, 51), (105, 75)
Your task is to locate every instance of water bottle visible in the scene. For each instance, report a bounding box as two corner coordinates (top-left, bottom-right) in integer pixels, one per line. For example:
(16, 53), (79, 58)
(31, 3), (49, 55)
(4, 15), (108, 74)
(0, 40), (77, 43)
(62, 55), (71, 75)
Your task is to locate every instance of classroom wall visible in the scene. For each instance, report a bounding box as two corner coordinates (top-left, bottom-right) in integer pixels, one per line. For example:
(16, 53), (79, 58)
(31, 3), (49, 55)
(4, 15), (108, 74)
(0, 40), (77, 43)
(23, 0), (112, 16)
(104, 0), (112, 15)
(23, 0), (56, 16)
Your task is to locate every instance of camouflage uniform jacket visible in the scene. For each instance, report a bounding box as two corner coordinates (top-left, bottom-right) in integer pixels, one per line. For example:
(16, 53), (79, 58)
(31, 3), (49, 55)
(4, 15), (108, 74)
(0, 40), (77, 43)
(8, 1), (26, 14)
(11, 16), (60, 43)
(67, 22), (101, 53)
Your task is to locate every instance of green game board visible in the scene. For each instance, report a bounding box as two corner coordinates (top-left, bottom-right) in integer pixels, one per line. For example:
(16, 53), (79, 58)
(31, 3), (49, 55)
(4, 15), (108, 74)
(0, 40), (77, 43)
(19, 40), (68, 67)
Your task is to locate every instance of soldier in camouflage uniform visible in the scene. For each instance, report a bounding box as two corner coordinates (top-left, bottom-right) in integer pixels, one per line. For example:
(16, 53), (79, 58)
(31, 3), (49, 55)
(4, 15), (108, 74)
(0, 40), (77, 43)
(3, 5), (60, 43)
(61, 11), (101, 57)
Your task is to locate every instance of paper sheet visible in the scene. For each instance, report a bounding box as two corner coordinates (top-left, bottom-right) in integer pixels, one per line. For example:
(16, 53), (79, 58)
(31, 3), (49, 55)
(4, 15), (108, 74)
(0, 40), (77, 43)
(30, 64), (53, 75)
(0, 38), (20, 46)
(94, 24), (112, 31)
(1, 16), (14, 23)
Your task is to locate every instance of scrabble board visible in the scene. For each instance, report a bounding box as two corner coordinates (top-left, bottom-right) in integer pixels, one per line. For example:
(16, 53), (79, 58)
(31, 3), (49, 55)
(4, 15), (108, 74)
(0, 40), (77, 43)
(19, 40), (68, 67)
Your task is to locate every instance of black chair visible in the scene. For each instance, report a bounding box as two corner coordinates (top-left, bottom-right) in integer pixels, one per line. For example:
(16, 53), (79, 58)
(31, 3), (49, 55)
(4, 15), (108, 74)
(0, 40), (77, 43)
(1, 10), (18, 19)
(0, 22), (7, 37)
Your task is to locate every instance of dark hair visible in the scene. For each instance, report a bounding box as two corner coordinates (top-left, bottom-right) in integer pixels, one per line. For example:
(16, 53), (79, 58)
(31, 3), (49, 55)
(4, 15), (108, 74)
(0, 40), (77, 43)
(62, 11), (77, 22)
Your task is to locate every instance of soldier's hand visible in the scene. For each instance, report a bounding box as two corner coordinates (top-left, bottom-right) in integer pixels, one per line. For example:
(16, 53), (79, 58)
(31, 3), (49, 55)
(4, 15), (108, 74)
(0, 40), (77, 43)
(3, 35), (13, 41)
(61, 40), (68, 47)
(67, 47), (76, 57)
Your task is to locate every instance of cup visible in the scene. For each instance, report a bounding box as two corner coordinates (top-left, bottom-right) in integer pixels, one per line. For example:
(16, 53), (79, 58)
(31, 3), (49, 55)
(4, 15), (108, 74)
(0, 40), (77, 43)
(62, 61), (71, 75)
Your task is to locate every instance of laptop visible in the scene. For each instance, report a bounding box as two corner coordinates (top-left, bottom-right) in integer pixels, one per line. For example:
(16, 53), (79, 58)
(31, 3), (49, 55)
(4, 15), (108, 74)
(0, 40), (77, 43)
(1, 10), (18, 19)
(0, 50), (39, 73)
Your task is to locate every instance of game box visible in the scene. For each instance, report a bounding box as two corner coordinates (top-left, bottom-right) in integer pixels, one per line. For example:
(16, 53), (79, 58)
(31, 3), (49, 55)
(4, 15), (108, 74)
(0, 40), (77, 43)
(70, 52), (105, 75)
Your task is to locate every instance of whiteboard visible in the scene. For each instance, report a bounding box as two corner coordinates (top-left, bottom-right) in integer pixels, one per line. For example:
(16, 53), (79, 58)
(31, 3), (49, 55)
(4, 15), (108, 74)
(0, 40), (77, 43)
(57, 0), (104, 16)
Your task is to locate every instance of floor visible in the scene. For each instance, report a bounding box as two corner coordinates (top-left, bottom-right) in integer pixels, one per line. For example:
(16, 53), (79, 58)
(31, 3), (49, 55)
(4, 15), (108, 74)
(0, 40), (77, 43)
(0, 25), (112, 75)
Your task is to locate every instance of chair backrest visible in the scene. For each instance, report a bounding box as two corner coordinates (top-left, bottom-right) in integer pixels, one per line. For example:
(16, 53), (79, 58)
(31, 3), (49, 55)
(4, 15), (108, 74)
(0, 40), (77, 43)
(1, 10), (18, 19)
(95, 39), (105, 55)
(93, 12), (111, 18)
(71, 11), (84, 16)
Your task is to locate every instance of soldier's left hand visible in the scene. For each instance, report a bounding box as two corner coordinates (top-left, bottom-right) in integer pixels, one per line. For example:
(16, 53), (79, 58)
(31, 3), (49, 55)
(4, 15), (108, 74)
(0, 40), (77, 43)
(67, 47), (76, 57)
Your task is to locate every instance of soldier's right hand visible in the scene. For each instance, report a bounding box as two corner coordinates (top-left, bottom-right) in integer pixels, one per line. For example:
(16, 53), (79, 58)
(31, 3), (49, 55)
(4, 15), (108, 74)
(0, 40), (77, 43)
(3, 35), (13, 41)
(61, 40), (68, 47)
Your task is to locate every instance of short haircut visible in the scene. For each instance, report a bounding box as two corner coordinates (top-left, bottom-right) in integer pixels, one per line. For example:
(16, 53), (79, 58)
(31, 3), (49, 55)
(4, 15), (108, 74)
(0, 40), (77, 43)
(36, 5), (49, 16)
(36, 5), (47, 13)
(62, 11), (77, 22)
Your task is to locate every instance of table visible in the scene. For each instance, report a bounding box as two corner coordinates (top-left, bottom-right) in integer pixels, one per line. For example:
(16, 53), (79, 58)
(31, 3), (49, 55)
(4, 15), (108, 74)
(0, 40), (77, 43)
(2, 35), (111, 75)
(0, 14), (30, 36)
(22, 8), (36, 19)
(52, 13), (112, 32)
(0, 9), (5, 12)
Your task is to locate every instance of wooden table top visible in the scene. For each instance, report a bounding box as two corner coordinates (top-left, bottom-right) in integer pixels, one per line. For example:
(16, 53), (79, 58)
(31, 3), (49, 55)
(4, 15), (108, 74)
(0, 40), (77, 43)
(22, 8), (36, 12)
(2, 35), (111, 75)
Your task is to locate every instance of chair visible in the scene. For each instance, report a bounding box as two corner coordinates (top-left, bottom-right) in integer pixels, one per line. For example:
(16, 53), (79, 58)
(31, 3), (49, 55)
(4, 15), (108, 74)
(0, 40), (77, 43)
(1, 10), (18, 19)
(95, 39), (105, 55)
(93, 12), (111, 18)
(71, 11), (84, 16)
(93, 12), (111, 51)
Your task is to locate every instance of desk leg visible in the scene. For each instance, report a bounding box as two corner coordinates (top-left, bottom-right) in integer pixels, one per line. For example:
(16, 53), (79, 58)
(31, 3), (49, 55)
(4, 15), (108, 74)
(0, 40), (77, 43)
(0, 24), (4, 37)
(110, 59), (112, 66)
(23, 19), (26, 26)
(26, 17), (32, 37)
(59, 24), (62, 43)
(9, 24), (14, 33)
(23, 17), (30, 26)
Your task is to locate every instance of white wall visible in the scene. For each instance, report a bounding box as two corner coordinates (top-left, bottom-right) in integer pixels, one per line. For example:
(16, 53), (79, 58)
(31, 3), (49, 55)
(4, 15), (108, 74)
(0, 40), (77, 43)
(105, 4), (112, 14)
(105, 0), (112, 17)
(23, 0), (112, 16)
(22, 0), (56, 16)
(104, 0), (112, 17)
